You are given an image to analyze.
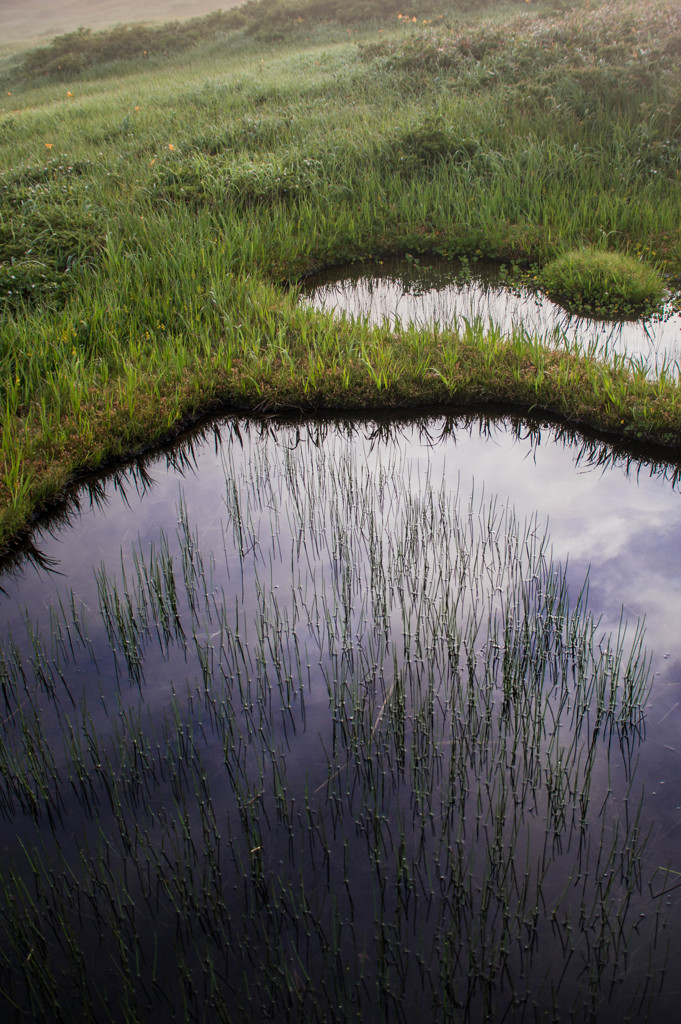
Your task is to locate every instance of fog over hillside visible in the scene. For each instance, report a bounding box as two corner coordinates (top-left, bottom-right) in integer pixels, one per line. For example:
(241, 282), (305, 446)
(1, 0), (243, 45)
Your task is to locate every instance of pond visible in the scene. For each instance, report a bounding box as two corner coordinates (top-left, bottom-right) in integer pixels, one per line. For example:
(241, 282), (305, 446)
(0, 412), (680, 1022)
(301, 259), (681, 374)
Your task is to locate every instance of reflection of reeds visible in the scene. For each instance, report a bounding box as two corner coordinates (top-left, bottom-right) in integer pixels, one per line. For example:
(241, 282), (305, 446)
(0, 438), (664, 1022)
(6, 411), (681, 584)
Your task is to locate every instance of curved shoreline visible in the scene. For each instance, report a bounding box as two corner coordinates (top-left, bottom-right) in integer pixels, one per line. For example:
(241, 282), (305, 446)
(4, 366), (681, 566)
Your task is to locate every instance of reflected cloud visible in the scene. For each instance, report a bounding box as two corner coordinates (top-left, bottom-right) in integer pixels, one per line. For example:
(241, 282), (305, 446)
(301, 258), (681, 375)
(3, 409), (681, 582)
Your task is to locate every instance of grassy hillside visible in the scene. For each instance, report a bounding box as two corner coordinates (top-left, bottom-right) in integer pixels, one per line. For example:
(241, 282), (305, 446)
(0, 1), (242, 47)
(1, 0), (681, 548)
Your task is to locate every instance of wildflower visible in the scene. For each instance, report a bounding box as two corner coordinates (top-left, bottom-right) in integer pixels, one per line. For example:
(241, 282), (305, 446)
(72, 347), (76, 356)
(168, 144), (175, 151)
(45, 143), (53, 149)
(135, 105), (140, 111)
(7, 92), (12, 96)
(67, 91), (73, 97)
(412, 16), (417, 22)
(149, 158), (156, 166)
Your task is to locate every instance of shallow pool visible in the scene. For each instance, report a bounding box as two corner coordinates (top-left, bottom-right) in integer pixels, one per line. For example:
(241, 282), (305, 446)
(0, 412), (680, 1022)
(301, 259), (681, 374)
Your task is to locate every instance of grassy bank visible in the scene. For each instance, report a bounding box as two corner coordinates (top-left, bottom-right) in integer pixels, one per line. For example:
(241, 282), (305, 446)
(1, 0), (681, 549)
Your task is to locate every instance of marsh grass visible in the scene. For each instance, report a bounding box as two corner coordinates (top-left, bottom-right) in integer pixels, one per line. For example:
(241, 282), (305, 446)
(0, 428), (664, 1021)
(1, 0), (681, 546)
(539, 248), (667, 318)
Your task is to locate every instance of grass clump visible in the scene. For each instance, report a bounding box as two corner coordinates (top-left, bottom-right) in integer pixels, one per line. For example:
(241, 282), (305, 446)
(0, 159), (105, 309)
(539, 247), (666, 318)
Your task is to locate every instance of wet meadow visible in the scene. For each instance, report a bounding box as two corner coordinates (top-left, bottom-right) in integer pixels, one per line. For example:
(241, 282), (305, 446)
(1, 0), (681, 543)
(1, 1), (681, 1020)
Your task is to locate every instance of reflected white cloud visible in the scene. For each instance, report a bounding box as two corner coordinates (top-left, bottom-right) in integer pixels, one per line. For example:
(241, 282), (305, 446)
(303, 259), (681, 375)
(3, 413), (681, 695)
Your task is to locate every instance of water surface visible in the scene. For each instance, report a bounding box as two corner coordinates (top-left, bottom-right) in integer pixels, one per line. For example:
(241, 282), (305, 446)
(1, 413), (680, 1022)
(301, 259), (681, 373)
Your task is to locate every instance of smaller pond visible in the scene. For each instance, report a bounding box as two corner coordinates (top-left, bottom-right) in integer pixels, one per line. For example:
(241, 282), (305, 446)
(301, 258), (681, 374)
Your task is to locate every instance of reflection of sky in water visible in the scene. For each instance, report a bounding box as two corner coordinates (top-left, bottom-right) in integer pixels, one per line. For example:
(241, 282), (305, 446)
(3, 415), (681, 716)
(301, 259), (681, 375)
(2, 415), (681, 920)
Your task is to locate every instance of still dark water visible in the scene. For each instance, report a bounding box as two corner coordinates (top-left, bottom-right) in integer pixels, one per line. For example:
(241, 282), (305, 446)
(0, 412), (680, 1023)
(301, 259), (681, 374)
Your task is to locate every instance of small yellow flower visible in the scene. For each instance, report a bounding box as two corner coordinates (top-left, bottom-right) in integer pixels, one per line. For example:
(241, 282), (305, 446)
(67, 91), (73, 97)
(168, 143), (175, 151)
(412, 16), (417, 21)
(7, 92), (12, 96)
(149, 157), (156, 166)
(135, 105), (140, 111)
(72, 347), (76, 356)
(45, 142), (53, 149)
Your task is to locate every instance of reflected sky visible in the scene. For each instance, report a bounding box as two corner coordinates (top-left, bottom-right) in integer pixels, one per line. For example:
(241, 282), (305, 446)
(301, 259), (681, 375)
(1, 411), (681, 1015)
(3, 413), (681, 715)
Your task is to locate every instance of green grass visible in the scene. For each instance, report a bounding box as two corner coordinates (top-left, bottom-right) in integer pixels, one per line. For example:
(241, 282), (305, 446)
(1, 0), (681, 549)
(539, 247), (667, 317)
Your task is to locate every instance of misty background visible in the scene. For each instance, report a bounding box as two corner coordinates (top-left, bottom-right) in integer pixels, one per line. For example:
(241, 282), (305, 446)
(1, 0), (243, 45)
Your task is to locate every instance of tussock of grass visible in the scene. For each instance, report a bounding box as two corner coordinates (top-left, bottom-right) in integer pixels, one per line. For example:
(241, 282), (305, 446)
(539, 248), (666, 317)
